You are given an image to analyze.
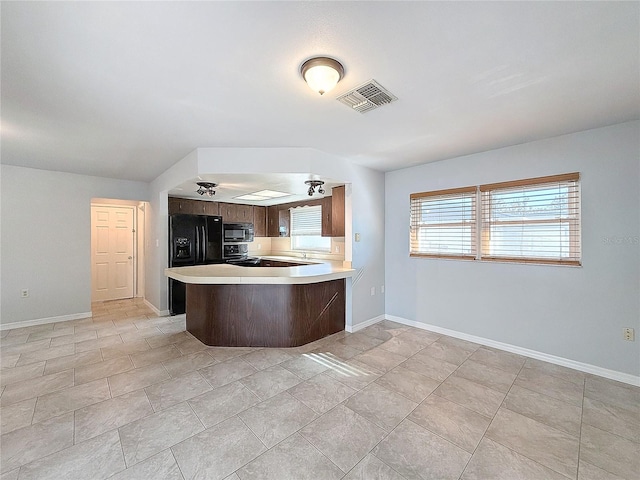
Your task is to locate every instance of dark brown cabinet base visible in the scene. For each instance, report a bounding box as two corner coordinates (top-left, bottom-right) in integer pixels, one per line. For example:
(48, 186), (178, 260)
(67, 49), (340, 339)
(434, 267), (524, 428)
(186, 279), (345, 347)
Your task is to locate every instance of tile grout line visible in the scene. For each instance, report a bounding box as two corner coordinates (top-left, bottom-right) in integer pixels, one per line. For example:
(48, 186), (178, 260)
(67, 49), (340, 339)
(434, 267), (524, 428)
(333, 333), (444, 472)
(469, 359), (583, 480)
(300, 401), (383, 477)
(115, 427), (129, 473)
(456, 352), (526, 479)
(169, 447), (188, 480)
(575, 376), (586, 480)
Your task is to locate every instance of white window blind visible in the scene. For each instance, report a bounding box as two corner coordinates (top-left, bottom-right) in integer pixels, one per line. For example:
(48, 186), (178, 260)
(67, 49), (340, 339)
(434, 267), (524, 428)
(409, 173), (581, 266)
(480, 173), (581, 265)
(290, 205), (330, 252)
(410, 187), (477, 259)
(290, 205), (322, 236)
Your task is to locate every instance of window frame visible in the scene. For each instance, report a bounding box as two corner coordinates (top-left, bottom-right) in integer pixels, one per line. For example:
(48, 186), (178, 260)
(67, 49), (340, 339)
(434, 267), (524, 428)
(289, 205), (331, 253)
(409, 187), (477, 260)
(409, 173), (581, 266)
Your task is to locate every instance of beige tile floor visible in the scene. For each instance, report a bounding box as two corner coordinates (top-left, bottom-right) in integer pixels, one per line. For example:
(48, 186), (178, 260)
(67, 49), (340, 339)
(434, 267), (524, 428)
(1, 299), (638, 479)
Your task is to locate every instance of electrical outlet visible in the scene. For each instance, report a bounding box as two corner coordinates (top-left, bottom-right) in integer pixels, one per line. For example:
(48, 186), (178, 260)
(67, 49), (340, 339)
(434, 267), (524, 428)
(380, 285), (385, 294)
(623, 328), (635, 341)
(355, 233), (361, 242)
(257, 243), (261, 250)
(21, 289), (29, 298)
(335, 245), (340, 253)
(370, 287), (375, 296)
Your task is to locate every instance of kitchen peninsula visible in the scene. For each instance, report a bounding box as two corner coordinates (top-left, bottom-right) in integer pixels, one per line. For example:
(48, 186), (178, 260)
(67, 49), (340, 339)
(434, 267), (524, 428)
(165, 259), (354, 348)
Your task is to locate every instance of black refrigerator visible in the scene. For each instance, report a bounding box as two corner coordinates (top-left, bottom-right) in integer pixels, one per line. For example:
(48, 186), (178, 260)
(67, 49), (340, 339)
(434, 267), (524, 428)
(169, 214), (223, 315)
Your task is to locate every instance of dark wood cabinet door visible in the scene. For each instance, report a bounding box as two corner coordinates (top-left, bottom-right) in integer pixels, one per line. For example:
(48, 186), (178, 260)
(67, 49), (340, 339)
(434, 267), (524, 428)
(238, 204), (254, 223)
(267, 206), (279, 237)
(192, 199), (206, 215)
(169, 197), (220, 216)
(219, 203), (254, 222)
(168, 197), (198, 215)
(185, 199), (204, 215)
(321, 196), (333, 237)
(219, 202), (238, 222)
(253, 206), (267, 236)
(168, 197), (182, 215)
(331, 185), (345, 236)
(203, 201), (219, 216)
(278, 209), (290, 237)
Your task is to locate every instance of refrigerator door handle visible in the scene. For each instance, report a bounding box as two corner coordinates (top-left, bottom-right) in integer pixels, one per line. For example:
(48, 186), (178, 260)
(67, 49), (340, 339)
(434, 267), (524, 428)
(195, 225), (200, 263)
(201, 225), (206, 263)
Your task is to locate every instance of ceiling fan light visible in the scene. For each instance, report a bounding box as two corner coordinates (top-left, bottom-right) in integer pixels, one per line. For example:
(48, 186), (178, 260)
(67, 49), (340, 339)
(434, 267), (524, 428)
(300, 57), (344, 95)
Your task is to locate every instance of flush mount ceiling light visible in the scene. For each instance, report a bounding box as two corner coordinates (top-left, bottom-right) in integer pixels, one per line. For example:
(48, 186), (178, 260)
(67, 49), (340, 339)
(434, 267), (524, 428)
(305, 180), (325, 196)
(196, 182), (217, 196)
(300, 57), (344, 95)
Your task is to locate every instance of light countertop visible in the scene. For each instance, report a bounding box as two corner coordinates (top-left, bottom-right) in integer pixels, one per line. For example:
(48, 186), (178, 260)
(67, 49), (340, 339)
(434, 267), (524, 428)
(165, 257), (355, 285)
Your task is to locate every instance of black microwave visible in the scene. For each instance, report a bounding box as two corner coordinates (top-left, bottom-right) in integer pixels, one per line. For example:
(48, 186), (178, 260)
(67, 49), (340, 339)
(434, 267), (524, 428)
(223, 223), (254, 243)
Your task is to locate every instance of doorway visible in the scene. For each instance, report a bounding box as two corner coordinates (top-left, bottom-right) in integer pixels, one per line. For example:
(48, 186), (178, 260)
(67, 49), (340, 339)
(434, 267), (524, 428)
(90, 201), (145, 302)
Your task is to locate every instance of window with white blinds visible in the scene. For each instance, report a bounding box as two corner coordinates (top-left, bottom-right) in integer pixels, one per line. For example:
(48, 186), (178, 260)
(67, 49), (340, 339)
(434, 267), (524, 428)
(290, 205), (331, 252)
(481, 173), (581, 265)
(410, 187), (477, 259)
(409, 173), (581, 265)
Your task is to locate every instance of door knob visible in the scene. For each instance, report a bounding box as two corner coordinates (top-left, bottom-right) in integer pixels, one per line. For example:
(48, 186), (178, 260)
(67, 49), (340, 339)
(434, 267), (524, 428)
(128, 256), (133, 260)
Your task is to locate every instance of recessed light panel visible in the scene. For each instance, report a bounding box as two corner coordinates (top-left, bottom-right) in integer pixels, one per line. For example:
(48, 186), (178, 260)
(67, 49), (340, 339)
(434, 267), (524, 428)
(255, 190), (291, 198)
(234, 189), (291, 201)
(234, 194), (266, 201)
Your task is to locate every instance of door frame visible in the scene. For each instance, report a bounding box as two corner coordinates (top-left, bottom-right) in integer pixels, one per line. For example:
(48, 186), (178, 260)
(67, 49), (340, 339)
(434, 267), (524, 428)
(90, 199), (146, 301)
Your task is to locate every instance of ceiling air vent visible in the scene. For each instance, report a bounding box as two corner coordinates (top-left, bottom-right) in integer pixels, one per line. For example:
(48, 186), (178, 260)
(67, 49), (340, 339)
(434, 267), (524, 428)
(336, 79), (397, 113)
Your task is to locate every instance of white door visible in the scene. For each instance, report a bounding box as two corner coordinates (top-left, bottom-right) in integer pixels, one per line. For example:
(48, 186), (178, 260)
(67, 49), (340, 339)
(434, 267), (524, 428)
(91, 205), (135, 301)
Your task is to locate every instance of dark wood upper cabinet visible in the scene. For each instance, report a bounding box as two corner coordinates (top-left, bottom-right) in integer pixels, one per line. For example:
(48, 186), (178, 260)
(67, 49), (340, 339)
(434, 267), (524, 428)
(237, 204), (254, 223)
(219, 203), (254, 223)
(279, 209), (290, 237)
(330, 185), (345, 237)
(168, 197), (218, 216)
(320, 186), (345, 236)
(253, 206), (267, 237)
(168, 197), (184, 215)
(203, 201), (219, 216)
(267, 206), (280, 237)
(218, 202), (236, 221)
(321, 196), (332, 237)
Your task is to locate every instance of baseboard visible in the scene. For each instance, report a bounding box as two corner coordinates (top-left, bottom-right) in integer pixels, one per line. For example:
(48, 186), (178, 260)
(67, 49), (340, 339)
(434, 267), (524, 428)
(144, 299), (170, 317)
(0, 312), (93, 331)
(385, 314), (640, 387)
(347, 314), (385, 333)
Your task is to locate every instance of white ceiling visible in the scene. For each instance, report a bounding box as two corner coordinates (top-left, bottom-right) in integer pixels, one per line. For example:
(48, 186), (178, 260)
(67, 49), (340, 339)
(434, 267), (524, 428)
(1, 1), (638, 183)
(170, 173), (343, 206)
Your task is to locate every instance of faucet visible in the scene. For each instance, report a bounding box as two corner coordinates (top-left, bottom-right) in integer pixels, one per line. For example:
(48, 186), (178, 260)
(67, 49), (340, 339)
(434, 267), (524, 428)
(302, 252), (307, 259)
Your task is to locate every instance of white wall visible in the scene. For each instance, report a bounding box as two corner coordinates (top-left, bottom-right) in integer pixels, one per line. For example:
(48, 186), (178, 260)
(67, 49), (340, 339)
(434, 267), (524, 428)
(145, 147), (386, 327)
(0, 165), (149, 325)
(385, 121), (640, 377)
(144, 150), (199, 313)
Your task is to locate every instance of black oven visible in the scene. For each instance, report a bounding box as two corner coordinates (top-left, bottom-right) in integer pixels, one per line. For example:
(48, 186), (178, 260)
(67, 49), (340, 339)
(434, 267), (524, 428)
(223, 243), (249, 259)
(223, 223), (254, 243)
